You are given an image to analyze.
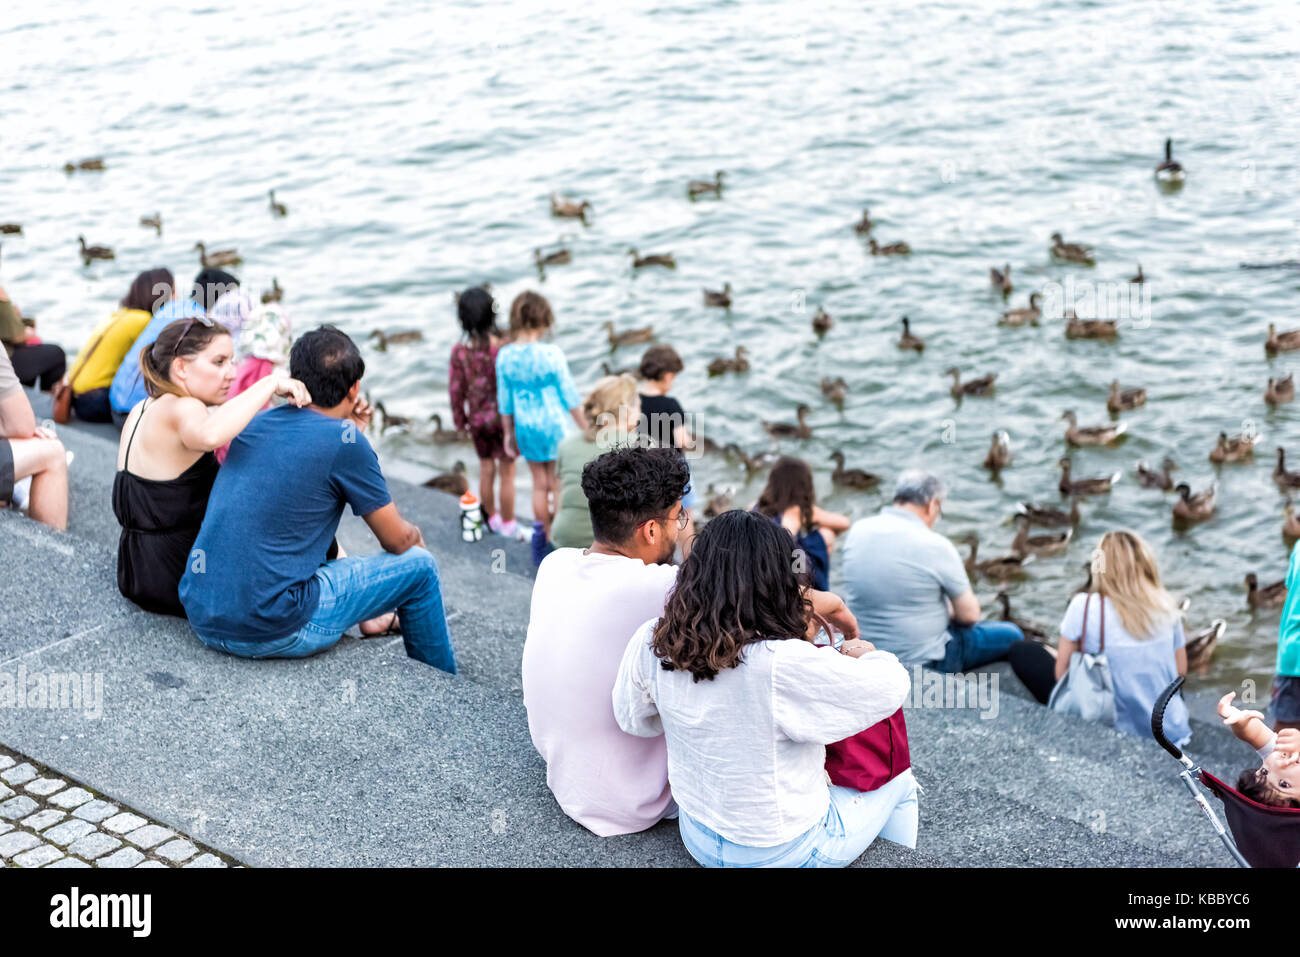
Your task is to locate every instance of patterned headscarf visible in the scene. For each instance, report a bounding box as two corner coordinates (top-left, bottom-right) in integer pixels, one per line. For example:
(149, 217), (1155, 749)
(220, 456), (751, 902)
(208, 289), (256, 350)
(237, 303), (293, 368)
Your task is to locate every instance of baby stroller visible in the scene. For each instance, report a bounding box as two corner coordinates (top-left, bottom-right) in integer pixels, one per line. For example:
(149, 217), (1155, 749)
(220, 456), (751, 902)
(1151, 676), (1300, 867)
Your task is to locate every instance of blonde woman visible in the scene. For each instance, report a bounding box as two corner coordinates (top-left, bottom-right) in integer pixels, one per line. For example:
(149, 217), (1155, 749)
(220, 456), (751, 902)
(1008, 529), (1190, 745)
(548, 375), (641, 550)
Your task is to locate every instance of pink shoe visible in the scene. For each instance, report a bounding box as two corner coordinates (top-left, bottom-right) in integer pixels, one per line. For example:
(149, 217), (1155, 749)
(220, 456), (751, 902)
(500, 519), (519, 538)
(488, 514), (504, 533)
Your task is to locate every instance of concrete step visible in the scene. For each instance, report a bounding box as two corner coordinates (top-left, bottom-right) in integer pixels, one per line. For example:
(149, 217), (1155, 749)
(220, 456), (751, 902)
(0, 402), (1247, 866)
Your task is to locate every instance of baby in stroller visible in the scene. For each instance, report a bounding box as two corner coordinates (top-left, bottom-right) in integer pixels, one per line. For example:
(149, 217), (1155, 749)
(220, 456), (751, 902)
(1218, 692), (1300, 808)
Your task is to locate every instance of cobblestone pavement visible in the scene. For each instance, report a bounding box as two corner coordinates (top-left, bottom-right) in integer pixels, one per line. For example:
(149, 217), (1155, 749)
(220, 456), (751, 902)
(0, 745), (241, 869)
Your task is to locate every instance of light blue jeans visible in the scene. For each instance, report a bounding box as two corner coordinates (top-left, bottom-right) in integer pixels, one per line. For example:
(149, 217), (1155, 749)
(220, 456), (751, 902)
(678, 770), (919, 868)
(195, 547), (457, 674)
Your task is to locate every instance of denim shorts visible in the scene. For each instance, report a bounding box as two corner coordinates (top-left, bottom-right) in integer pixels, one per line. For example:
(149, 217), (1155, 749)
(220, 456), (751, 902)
(1271, 674), (1300, 724)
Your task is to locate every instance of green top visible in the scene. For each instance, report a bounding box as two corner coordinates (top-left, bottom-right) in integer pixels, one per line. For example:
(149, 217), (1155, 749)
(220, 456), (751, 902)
(1279, 541), (1300, 677)
(549, 433), (606, 550)
(0, 300), (24, 356)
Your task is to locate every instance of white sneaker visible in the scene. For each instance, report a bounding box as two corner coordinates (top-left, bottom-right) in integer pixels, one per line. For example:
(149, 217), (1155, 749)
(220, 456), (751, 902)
(11, 475), (31, 512)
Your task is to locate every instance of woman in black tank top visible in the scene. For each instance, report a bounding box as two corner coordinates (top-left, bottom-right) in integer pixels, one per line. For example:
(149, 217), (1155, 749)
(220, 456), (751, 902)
(112, 315), (312, 616)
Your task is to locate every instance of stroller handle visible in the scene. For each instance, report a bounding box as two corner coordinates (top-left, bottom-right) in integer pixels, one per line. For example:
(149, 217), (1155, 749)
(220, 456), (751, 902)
(1151, 675), (1186, 760)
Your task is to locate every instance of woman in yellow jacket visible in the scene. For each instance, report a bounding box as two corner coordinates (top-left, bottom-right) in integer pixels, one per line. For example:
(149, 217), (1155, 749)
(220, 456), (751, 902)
(66, 268), (174, 422)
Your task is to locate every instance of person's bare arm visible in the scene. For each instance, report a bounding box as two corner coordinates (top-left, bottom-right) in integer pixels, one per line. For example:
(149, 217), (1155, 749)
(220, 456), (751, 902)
(0, 388), (36, 438)
(1218, 692), (1275, 750)
(803, 588), (859, 640)
(569, 405), (589, 433)
(501, 413), (517, 459)
(811, 504), (850, 534)
(173, 375), (310, 452)
(1174, 646), (1187, 678)
(950, 588), (981, 626)
(363, 503), (424, 554)
(1055, 636), (1076, 680)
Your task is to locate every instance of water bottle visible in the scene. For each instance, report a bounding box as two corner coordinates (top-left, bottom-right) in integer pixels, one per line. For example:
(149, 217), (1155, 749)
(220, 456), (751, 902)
(460, 491), (484, 542)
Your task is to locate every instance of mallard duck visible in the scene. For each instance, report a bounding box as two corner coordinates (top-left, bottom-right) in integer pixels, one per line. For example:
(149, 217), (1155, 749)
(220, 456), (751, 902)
(603, 321), (654, 349)
(1059, 457), (1121, 496)
(820, 376), (848, 405)
(1154, 138), (1185, 182)
(194, 242), (242, 268)
(261, 277), (283, 304)
(962, 534), (1034, 581)
(600, 360), (638, 377)
(429, 413), (470, 445)
(0, 223), (22, 234)
(897, 316), (924, 352)
(1061, 410), (1126, 446)
(423, 461), (469, 496)
(1177, 598), (1224, 672)
(829, 450), (879, 490)
(706, 346), (748, 376)
(990, 264), (1013, 296)
(1017, 496), (1081, 528)
(1074, 560), (1094, 595)
(852, 209), (873, 235)
(696, 435), (723, 455)
(1135, 457), (1177, 490)
(1283, 499), (1300, 544)
(77, 236), (114, 262)
(1172, 482), (1216, 523)
(868, 238), (911, 256)
(687, 171), (724, 198)
(810, 306), (833, 336)
(702, 484), (735, 519)
(1065, 316), (1117, 339)
(1209, 431), (1259, 464)
(703, 283), (732, 308)
(1266, 374), (1295, 406)
(628, 248), (676, 269)
(763, 404), (813, 440)
(1265, 323), (1300, 354)
(1276, 447), (1300, 489)
(375, 401), (411, 434)
(268, 189), (287, 217)
(1000, 293), (1041, 326)
(63, 157), (105, 173)
(947, 367), (996, 398)
(369, 329), (424, 351)
(983, 430), (1012, 471)
(139, 213), (162, 236)
(1107, 380), (1147, 413)
(1245, 572), (1286, 610)
(534, 247), (571, 269)
(1129, 264), (1145, 284)
(994, 591), (1051, 642)
(725, 443), (779, 476)
(550, 194), (591, 220)
(1050, 232), (1095, 265)
(1012, 514), (1072, 558)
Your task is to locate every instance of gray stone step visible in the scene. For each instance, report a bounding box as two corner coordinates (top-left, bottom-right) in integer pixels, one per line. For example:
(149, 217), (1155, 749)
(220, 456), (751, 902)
(0, 401), (1246, 866)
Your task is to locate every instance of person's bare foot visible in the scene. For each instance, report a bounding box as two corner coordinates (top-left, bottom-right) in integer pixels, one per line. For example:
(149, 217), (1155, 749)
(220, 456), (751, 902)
(360, 611), (399, 636)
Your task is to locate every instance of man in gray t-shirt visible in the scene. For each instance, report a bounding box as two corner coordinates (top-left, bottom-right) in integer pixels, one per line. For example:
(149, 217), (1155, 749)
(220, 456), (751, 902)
(840, 470), (1023, 671)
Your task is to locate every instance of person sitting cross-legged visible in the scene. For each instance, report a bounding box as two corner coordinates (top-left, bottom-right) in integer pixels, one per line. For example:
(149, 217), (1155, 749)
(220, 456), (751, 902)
(840, 469), (1022, 671)
(179, 325), (456, 672)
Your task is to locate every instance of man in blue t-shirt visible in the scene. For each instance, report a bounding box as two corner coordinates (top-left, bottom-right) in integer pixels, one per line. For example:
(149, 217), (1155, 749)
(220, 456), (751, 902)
(179, 326), (456, 673)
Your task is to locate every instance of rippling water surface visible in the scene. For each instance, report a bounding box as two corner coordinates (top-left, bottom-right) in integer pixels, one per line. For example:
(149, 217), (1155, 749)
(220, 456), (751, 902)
(5, 0), (1300, 686)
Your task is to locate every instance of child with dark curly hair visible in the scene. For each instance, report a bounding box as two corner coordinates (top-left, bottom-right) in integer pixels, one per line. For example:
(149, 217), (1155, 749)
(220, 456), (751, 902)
(1218, 691), (1300, 808)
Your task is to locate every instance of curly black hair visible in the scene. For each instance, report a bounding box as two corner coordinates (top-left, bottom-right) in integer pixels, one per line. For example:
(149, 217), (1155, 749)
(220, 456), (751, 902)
(638, 344), (683, 381)
(581, 446), (690, 545)
(651, 509), (811, 681)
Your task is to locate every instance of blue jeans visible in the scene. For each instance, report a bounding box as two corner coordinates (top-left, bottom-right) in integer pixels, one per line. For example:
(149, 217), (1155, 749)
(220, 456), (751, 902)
(934, 619), (1024, 673)
(195, 547), (457, 674)
(678, 770), (918, 868)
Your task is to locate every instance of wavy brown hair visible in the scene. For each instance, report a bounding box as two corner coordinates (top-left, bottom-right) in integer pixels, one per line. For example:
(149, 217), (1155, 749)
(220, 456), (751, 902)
(508, 290), (554, 334)
(651, 509), (811, 681)
(755, 456), (816, 534)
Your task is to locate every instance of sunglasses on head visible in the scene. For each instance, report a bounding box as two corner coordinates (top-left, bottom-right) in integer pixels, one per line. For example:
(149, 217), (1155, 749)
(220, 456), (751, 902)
(174, 314), (215, 353)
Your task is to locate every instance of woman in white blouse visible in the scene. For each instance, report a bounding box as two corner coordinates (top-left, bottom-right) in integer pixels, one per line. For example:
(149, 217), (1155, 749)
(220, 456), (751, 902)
(613, 509), (917, 868)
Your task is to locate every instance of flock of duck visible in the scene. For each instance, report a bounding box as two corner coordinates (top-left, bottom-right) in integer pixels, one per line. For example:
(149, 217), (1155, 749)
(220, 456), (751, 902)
(1, 158), (288, 306)
(533, 138), (1292, 666)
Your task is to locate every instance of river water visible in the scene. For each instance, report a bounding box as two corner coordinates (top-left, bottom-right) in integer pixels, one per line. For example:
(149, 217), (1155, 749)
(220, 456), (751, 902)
(3, 0), (1300, 688)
